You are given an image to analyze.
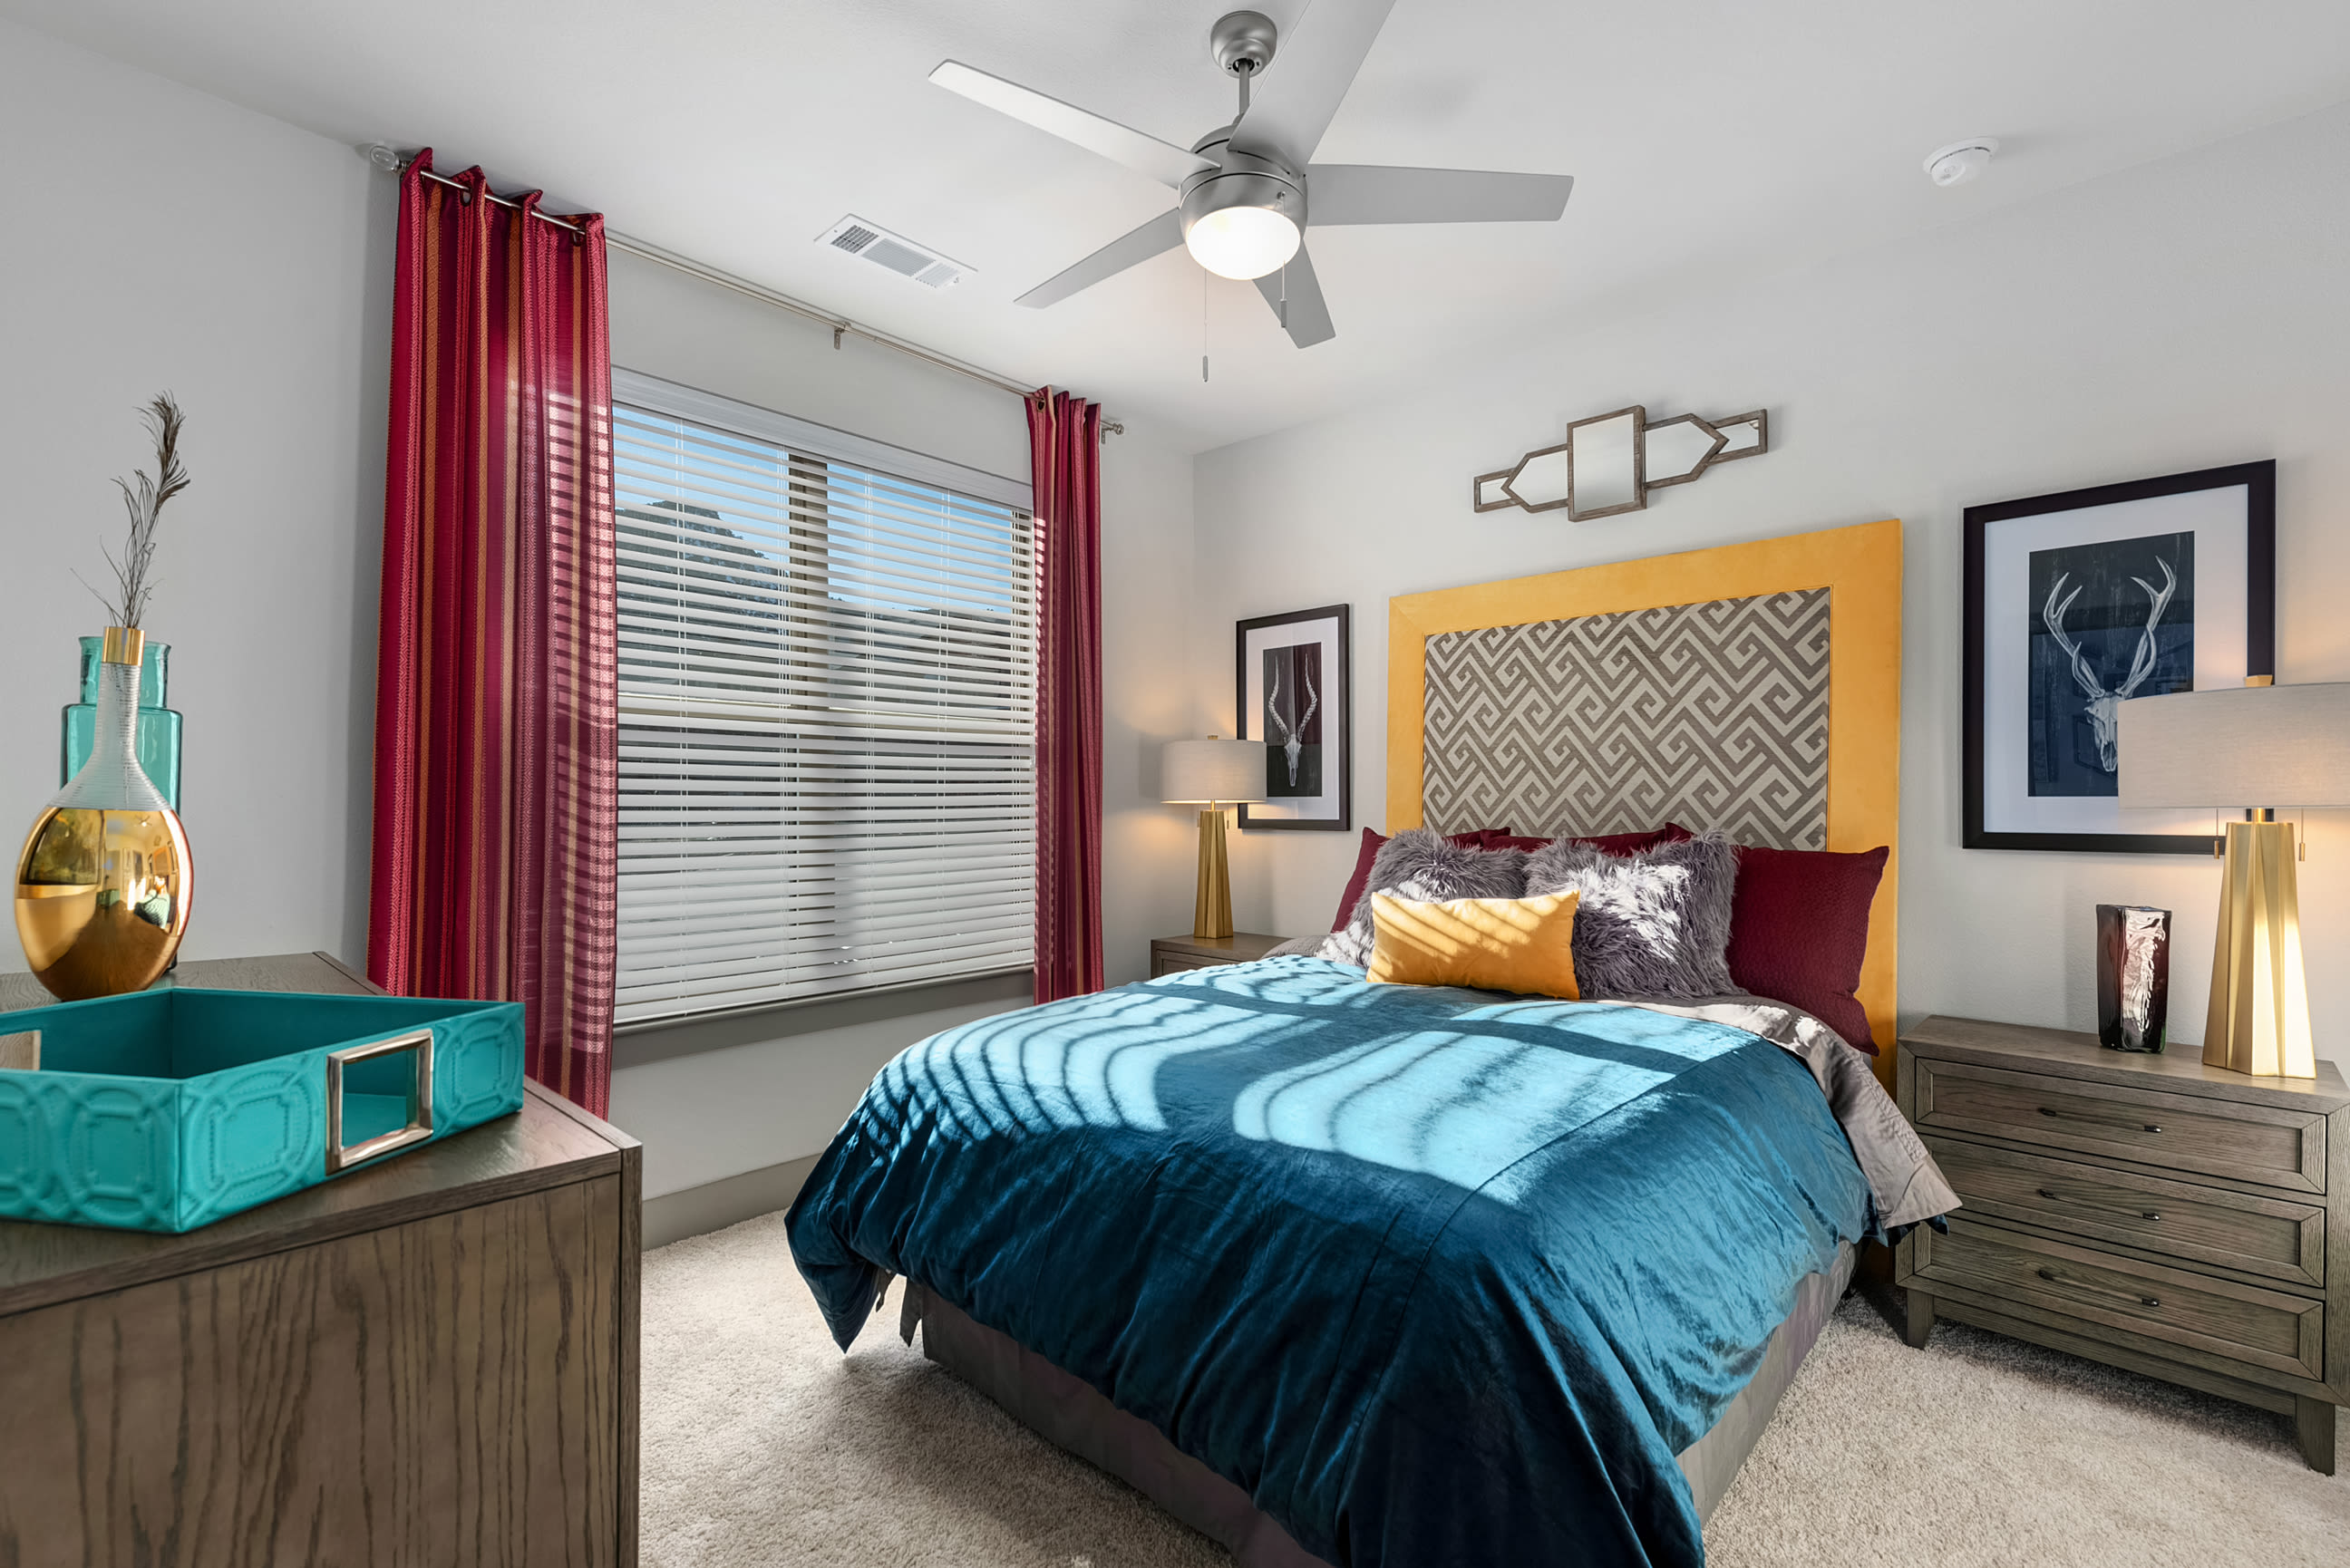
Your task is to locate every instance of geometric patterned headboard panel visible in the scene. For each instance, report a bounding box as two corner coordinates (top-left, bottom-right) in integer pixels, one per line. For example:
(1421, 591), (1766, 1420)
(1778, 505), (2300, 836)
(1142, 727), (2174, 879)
(1389, 519), (1901, 1070)
(1423, 588), (1830, 848)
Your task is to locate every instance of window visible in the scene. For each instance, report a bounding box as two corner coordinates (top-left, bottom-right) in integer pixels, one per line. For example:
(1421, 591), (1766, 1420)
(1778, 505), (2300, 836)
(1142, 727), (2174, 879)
(611, 371), (1037, 1025)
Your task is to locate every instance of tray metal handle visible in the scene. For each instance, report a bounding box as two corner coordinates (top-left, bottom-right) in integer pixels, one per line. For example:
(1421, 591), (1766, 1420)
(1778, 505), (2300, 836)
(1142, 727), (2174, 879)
(325, 1028), (436, 1174)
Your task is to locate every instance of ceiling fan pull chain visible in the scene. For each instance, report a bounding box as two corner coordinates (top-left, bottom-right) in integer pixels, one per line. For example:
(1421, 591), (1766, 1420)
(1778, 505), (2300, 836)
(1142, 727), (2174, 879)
(1278, 264), (1288, 329)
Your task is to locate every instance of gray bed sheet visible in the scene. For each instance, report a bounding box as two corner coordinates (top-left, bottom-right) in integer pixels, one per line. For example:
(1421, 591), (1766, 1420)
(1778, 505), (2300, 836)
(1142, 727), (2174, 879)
(899, 1239), (1856, 1564)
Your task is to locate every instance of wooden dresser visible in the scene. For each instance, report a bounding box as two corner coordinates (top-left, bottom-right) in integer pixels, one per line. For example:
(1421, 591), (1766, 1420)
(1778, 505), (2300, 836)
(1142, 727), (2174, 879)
(1896, 1013), (2346, 1473)
(0, 952), (642, 1565)
(1149, 931), (1289, 977)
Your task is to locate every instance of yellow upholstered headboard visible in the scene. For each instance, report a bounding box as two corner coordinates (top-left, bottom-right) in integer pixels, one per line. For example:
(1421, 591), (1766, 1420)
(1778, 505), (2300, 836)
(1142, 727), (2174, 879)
(1387, 518), (1903, 1072)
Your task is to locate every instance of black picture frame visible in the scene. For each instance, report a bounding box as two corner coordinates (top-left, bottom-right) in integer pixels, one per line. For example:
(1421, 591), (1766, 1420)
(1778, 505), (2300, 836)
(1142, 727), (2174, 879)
(1236, 604), (1351, 832)
(1963, 460), (2275, 854)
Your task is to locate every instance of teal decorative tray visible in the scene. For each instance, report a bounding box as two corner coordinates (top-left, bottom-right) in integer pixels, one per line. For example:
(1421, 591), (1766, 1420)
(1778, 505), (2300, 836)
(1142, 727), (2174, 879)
(0, 988), (523, 1232)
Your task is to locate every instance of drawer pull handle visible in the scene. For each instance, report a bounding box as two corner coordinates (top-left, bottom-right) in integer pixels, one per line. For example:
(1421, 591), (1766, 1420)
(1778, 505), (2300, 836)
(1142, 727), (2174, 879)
(2034, 1187), (2163, 1224)
(2037, 1107), (2162, 1135)
(2034, 1265), (2160, 1311)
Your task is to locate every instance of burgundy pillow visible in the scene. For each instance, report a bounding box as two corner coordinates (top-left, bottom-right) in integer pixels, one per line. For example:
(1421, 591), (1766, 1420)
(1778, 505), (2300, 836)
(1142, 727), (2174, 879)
(1726, 844), (1889, 1053)
(1329, 827), (1510, 931)
(1483, 823), (1695, 856)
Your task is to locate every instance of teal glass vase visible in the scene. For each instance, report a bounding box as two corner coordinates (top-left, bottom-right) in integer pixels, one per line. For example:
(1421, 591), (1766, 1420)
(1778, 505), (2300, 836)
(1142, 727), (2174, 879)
(62, 634), (182, 810)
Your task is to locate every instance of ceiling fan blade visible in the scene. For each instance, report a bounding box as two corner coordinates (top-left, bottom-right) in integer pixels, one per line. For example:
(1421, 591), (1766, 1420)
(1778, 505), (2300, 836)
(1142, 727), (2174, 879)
(930, 62), (1215, 189)
(1017, 209), (1186, 308)
(1228, 0), (1399, 169)
(1306, 165), (1573, 226)
(1254, 244), (1336, 348)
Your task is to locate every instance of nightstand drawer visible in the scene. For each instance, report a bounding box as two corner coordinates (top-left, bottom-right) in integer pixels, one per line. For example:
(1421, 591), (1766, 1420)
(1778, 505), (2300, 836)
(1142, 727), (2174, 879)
(1150, 934), (1289, 980)
(1926, 1135), (2326, 1288)
(1917, 1217), (2326, 1382)
(1914, 1058), (2327, 1193)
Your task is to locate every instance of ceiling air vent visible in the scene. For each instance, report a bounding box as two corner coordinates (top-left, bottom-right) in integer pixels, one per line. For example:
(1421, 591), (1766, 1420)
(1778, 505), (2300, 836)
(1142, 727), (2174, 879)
(817, 215), (969, 289)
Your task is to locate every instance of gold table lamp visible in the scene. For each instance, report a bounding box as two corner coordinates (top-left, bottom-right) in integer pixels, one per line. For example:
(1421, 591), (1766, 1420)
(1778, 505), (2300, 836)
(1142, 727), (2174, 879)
(1162, 737), (1267, 941)
(2120, 679), (2350, 1078)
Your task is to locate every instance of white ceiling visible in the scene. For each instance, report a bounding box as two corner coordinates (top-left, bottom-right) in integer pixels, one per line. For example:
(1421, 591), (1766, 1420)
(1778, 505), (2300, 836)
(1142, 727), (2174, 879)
(10, 0), (2350, 452)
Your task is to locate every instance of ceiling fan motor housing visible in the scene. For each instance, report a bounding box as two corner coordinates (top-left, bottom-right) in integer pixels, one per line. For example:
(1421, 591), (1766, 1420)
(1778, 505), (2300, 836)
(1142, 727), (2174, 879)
(1210, 11), (1278, 77)
(1180, 127), (1306, 244)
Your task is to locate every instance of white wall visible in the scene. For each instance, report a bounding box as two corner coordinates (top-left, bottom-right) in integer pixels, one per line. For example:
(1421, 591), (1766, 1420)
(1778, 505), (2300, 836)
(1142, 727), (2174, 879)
(1193, 102), (2350, 1045)
(0, 19), (391, 974)
(1099, 429), (1201, 985)
(0, 28), (1201, 1206)
(38, 4), (2336, 1205)
(605, 250), (1199, 1199)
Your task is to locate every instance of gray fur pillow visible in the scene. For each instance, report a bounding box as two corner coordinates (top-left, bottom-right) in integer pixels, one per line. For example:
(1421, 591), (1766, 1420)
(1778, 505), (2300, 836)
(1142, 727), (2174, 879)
(1523, 832), (1738, 999)
(1320, 829), (1528, 967)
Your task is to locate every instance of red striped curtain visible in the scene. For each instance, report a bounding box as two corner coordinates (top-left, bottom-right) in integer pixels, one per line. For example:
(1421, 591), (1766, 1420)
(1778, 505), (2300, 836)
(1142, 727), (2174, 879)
(1029, 389), (1104, 1002)
(368, 150), (620, 1116)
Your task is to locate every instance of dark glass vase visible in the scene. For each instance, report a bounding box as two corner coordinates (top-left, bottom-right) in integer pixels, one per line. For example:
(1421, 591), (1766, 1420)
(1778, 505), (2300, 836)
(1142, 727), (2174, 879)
(2096, 905), (2170, 1053)
(62, 634), (181, 810)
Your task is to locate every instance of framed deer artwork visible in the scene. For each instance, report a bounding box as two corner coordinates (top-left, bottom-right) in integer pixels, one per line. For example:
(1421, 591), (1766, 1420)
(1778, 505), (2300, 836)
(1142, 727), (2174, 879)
(1236, 604), (1352, 831)
(1964, 460), (2276, 853)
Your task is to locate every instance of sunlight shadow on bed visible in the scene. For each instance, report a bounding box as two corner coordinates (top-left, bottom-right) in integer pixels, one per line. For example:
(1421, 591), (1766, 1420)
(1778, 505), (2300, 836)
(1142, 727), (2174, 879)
(885, 987), (1301, 1138)
(1238, 1033), (1655, 1198)
(845, 959), (1758, 1205)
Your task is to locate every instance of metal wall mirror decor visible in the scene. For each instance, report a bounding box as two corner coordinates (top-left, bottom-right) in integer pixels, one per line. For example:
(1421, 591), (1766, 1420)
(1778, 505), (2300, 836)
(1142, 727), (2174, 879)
(1963, 460), (2276, 854)
(1236, 604), (1351, 831)
(1474, 405), (1767, 520)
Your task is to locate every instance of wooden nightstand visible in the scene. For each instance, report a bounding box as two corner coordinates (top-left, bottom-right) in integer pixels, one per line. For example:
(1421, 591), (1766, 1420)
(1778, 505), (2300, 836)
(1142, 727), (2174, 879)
(1150, 932), (1290, 977)
(1896, 1014), (2347, 1473)
(0, 953), (642, 1563)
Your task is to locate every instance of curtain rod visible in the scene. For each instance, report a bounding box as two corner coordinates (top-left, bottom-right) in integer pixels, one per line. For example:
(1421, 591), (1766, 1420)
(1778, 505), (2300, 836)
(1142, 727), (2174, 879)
(377, 149), (1123, 438)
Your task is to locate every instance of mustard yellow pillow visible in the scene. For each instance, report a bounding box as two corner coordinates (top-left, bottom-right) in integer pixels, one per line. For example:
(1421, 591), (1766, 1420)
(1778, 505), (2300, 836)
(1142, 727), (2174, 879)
(1365, 889), (1580, 999)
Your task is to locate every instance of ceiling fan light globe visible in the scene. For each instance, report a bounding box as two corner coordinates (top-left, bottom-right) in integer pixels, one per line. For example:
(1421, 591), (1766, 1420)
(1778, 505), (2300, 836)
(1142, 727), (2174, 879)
(1184, 205), (1302, 280)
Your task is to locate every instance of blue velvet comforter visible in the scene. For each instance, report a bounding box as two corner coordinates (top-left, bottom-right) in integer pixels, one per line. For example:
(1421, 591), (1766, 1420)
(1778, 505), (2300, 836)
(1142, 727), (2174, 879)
(788, 956), (1879, 1567)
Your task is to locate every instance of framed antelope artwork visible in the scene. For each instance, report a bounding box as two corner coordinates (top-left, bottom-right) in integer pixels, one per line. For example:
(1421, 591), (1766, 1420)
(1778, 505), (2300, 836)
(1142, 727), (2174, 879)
(1964, 460), (2276, 853)
(1235, 604), (1352, 832)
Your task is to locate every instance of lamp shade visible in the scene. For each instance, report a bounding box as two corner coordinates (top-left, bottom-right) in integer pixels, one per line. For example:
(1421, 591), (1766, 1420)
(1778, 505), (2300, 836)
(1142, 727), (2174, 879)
(1162, 738), (1266, 805)
(2118, 682), (2350, 808)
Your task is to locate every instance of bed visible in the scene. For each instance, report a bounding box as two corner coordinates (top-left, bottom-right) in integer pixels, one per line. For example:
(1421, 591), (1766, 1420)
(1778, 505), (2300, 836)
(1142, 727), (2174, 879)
(789, 520), (1951, 1565)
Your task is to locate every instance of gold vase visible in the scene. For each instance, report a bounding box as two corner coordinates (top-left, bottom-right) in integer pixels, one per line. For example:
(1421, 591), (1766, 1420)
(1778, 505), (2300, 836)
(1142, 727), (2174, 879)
(14, 626), (193, 1000)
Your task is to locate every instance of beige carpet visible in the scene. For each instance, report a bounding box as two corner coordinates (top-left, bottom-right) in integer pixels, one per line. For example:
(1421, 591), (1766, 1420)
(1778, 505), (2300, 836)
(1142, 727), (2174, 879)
(643, 1211), (2350, 1566)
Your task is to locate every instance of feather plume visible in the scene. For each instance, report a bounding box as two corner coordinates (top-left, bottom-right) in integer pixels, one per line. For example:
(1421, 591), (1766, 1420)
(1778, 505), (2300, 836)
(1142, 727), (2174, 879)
(82, 392), (190, 630)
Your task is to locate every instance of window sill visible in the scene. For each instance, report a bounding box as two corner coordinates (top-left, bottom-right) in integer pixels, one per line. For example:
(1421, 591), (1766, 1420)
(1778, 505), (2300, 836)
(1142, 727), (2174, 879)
(612, 967), (1034, 1070)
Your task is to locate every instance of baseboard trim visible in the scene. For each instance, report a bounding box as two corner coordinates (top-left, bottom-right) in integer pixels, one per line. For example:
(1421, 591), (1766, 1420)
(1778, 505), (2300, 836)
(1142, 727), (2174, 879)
(642, 1153), (821, 1250)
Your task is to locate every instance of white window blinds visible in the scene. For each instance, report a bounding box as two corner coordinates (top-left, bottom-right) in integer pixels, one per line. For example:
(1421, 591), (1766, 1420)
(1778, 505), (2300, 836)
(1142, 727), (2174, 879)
(611, 372), (1037, 1025)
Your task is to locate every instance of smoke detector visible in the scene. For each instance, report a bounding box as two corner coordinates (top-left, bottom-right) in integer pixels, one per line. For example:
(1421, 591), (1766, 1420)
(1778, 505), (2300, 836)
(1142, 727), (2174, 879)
(817, 215), (970, 288)
(1924, 139), (1998, 188)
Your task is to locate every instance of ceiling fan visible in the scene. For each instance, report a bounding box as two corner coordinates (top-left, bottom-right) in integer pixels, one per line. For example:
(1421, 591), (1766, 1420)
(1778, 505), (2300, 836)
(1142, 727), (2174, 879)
(929, 2), (1573, 348)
